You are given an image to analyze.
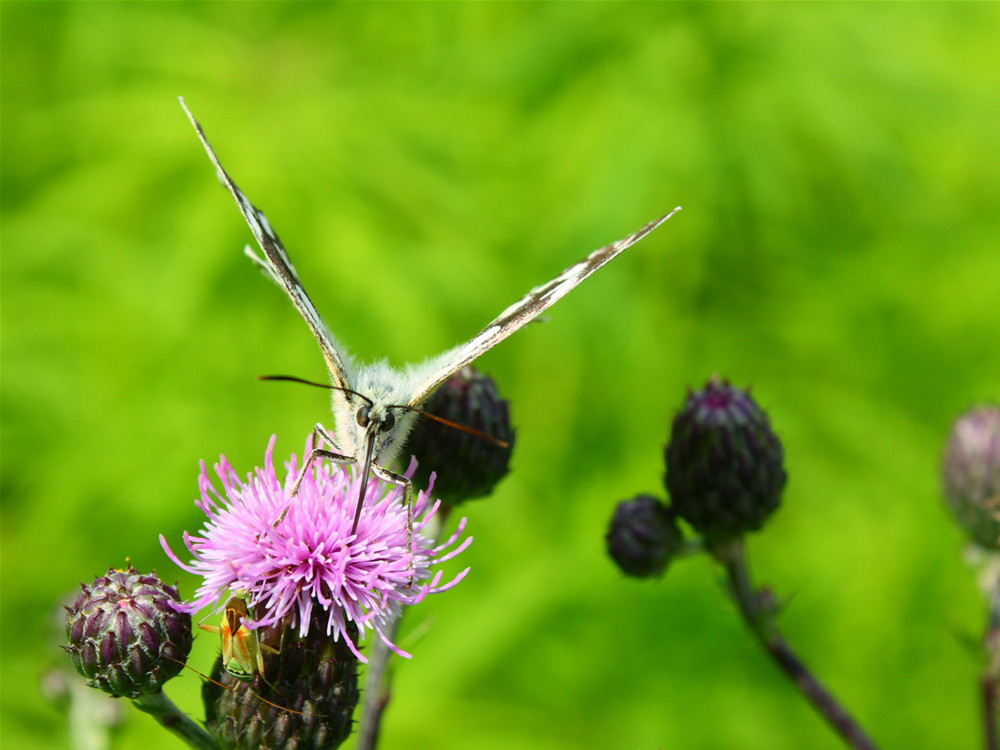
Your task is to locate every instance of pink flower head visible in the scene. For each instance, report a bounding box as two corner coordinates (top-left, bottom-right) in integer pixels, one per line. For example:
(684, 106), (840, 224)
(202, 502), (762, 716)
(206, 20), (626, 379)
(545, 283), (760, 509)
(160, 434), (471, 662)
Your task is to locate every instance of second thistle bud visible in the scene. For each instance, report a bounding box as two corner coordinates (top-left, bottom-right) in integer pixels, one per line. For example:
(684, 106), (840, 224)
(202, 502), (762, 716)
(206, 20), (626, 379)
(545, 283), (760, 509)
(404, 366), (515, 506)
(64, 566), (192, 698)
(606, 495), (683, 578)
(664, 377), (787, 546)
(942, 405), (1000, 549)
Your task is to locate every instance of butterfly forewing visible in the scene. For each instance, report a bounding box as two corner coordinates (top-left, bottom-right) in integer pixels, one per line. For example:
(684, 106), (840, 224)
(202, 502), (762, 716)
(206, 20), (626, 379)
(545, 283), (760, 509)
(404, 208), (681, 407)
(180, 100), (352, 394)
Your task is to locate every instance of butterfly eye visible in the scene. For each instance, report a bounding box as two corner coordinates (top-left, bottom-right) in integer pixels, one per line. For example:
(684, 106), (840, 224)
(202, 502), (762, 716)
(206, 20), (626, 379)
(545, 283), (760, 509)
(356, 405), (370, 427)
(381, 412), (395, 432)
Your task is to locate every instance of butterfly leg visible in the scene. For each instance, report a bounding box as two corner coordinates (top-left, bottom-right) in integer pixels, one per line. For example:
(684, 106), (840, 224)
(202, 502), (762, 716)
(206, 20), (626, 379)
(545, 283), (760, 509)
(274, 425), (354, 526)
(370, 463), (415, 586)
(288, 423), (344, 497)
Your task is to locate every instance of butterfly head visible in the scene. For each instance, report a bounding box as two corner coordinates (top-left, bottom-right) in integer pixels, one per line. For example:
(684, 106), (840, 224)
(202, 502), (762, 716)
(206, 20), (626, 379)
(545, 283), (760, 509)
(331, 382), (420, 533)
(331, 376), (420, 471)
(352, 400), (408, 465)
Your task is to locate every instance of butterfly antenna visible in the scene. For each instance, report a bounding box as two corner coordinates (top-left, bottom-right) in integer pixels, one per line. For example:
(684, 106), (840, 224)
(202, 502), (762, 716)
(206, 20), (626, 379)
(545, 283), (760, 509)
(258, 374), (332, 389)
(259, 375), (373, 406)
(405, 406), (510, 449)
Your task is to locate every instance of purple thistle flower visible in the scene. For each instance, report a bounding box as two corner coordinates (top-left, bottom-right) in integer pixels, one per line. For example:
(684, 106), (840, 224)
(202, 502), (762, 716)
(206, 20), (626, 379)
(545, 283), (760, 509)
(160, 435), (471, 663)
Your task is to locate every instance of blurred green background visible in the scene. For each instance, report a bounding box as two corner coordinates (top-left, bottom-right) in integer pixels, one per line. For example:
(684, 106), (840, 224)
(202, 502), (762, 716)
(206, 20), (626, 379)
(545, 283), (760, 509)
(3, 3), (999, 749)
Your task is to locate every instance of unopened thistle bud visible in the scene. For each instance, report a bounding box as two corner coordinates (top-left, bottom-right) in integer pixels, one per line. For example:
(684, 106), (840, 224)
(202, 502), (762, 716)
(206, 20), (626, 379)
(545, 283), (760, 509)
(404, 366), (515, 505)
(606, 495), (683, 578)
(942, 405), (1000, 549)
(664, 377), (786, 546)
(64, 566), (192, 698)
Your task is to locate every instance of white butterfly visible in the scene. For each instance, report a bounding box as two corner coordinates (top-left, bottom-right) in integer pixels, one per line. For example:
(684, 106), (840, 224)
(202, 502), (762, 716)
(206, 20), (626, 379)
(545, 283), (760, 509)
(180, 97), (680, 536)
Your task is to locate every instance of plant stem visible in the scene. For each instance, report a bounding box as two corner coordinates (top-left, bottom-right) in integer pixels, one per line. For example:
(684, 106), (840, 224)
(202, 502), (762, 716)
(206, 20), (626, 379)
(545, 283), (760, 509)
(356, 504), (452, 750)
(982, 577), (1000, 750)
(131, 691), (217, 750)
(983, 675), (997, 750)
(356, 617), (401, 750)
(717, 539), (879, 750)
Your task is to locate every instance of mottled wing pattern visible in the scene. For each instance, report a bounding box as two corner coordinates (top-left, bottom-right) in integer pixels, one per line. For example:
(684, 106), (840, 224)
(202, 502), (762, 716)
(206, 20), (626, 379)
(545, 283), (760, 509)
(405, 207), (681, 407)
(179, 97), (351, 392)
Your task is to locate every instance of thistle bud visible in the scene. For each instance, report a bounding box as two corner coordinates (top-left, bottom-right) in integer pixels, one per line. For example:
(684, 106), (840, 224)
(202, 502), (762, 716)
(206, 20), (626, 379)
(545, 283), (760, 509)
(404, 366), (515, 505)
(64, 566), (192, 698)
(942, 405), (1000, 549)
(203, 611), (359, 750)
(664, 377), (786, 546)
(606, 495), (683, 578)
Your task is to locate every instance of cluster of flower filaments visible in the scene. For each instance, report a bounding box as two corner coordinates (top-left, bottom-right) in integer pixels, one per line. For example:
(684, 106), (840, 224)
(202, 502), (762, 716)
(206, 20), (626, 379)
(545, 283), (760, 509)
(161, 434), (471, 662)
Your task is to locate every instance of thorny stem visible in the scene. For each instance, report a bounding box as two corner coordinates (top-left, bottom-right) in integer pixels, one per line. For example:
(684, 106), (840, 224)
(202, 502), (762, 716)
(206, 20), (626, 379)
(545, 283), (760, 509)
(131, 691), (217, 750)
(716, 539), (879, 750)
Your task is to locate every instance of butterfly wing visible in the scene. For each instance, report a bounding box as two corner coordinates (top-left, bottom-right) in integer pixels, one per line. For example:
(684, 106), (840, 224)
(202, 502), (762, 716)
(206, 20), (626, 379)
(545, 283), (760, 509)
(406, 208), (681, 407)
(180, 98), (352, 392)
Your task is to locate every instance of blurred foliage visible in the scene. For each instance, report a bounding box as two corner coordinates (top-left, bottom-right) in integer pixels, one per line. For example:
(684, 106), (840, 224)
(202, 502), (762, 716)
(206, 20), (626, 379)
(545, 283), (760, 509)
(3, 3), (999, 749)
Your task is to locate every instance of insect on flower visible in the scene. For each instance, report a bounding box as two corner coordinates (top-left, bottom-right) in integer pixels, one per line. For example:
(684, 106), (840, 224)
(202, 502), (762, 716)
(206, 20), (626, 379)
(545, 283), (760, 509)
(198, 590), (277, 683)
(167, 589), (357, 745)
(194, 594), (362, 746)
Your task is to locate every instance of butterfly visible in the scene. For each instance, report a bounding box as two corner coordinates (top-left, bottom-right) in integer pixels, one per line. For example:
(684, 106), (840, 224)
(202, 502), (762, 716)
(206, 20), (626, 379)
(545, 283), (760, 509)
(180, 97), (680, 539)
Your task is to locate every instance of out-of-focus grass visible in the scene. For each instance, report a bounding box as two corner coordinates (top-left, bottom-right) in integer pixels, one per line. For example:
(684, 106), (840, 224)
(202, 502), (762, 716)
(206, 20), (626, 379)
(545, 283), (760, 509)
(3, 3), (998, 749)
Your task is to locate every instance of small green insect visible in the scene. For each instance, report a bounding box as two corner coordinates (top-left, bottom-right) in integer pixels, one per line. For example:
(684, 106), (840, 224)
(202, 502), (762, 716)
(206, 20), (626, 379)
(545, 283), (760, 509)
(199, 590), (277, 682)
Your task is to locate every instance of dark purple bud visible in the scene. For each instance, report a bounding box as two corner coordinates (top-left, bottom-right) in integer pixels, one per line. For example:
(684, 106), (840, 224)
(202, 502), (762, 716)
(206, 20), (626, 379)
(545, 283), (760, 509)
(606, 495), (683, 578)
(665, 377), (786, 546)
(404, 366), (515, 506)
